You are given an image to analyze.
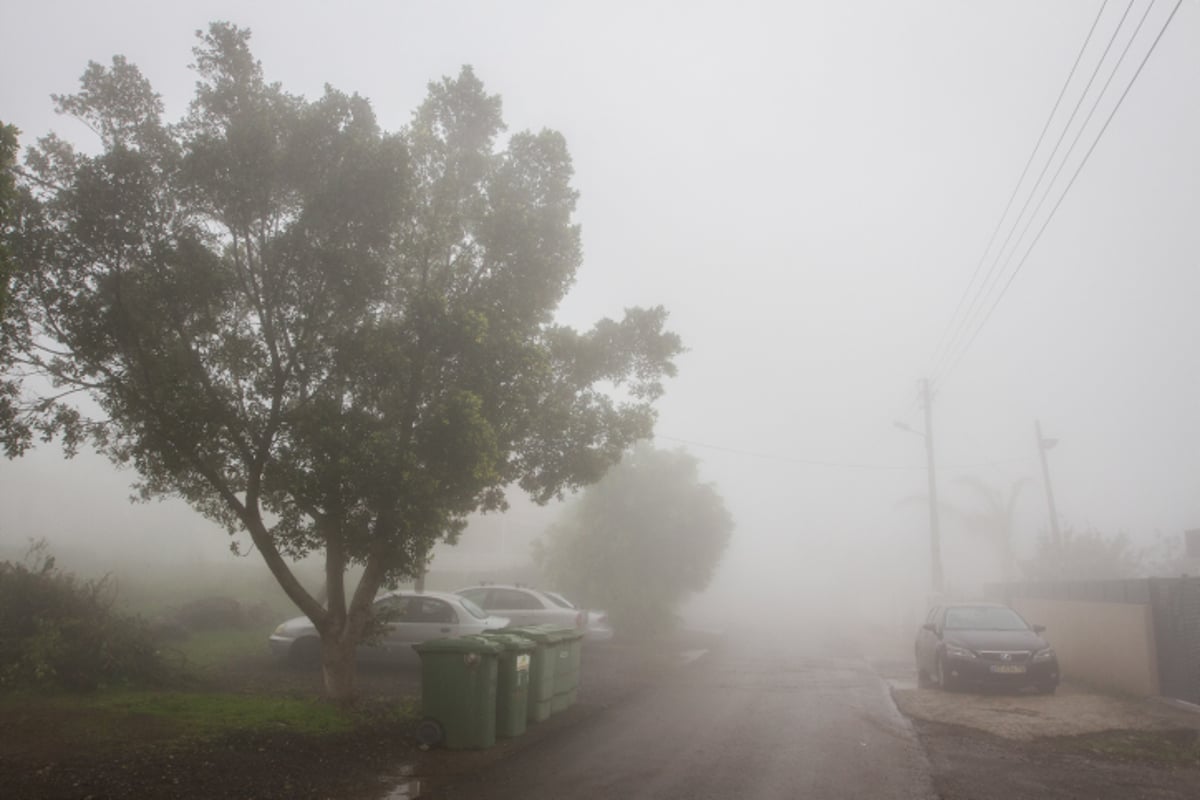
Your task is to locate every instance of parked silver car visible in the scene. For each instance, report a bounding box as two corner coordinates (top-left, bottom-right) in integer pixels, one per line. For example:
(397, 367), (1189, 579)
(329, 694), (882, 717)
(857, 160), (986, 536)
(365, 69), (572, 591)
(454, 584), (589, 633)
(268, 590), (509, 663)
(541, 590), (615, 642)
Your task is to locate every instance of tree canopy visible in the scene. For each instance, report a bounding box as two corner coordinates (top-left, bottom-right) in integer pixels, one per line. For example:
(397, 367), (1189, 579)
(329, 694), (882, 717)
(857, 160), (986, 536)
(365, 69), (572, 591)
(0, 122), (18, 317)
(537, 445), (733, 638)
(1, 23), (682, 699)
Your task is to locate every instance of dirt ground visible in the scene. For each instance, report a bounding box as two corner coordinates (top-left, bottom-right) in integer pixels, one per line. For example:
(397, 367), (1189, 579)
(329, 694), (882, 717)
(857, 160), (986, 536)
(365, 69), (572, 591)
(882, 664), (1200, 799)
(891, 682), (1200, 741)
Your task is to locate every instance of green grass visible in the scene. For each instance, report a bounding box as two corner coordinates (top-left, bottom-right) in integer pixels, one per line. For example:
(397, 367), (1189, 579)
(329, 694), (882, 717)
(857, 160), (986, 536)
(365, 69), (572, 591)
(0, 688), (366, 758)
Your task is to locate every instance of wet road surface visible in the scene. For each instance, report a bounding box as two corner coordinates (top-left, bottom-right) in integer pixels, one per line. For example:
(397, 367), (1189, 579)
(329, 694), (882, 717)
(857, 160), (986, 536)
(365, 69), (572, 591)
(424, 634), (935, 799)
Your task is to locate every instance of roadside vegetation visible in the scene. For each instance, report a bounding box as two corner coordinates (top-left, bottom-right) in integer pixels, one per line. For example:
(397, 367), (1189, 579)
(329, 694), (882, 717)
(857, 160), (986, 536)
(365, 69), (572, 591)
(0, 542), (422, 798)
(537, 444), (733, 638)
(0, 541), (167, 691)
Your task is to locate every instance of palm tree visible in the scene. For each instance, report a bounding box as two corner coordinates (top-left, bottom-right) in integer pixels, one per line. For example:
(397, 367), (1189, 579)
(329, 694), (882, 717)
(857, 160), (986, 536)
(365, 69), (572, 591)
(950, 477), (1029, 583)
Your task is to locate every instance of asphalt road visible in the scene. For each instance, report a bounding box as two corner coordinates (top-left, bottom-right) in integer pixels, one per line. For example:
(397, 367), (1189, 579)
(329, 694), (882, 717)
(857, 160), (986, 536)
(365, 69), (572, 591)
(423, 634), (935, 799)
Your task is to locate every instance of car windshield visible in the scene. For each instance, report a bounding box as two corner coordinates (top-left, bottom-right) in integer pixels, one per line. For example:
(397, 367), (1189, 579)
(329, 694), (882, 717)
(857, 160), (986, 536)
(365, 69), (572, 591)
(459, 597), (489, 620)
(944, 606), (1029, 631)
(543, 591), (575, 609)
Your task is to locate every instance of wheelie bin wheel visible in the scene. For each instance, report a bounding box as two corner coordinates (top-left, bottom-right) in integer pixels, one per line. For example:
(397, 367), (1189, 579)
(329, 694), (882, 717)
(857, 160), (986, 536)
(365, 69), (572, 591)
(416, 718), (444, 748)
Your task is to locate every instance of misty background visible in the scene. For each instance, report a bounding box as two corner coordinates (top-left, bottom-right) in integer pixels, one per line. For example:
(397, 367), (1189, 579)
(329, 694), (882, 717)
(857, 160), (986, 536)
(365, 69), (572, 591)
(2, 1), (1197, 639)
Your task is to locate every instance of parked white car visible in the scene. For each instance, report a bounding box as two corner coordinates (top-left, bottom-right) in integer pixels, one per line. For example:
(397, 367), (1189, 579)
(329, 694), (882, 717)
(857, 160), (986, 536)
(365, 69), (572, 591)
(268, 590), (508, 663)
(454, 584), (613, 641)
(542, 590), (615, 642)
(454, 584), (585, 630)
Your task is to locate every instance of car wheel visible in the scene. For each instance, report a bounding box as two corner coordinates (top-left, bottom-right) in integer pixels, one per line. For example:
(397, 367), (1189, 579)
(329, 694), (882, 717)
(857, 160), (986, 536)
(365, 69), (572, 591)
(917, 666), (933, 688)
(289, 636), (322, 667)
(1035, 682), (1057, 695)
(936, 654), (958, 691)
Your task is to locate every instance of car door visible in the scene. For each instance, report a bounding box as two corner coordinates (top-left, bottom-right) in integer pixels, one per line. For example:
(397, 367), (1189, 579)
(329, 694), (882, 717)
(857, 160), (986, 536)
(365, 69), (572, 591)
(394, 596), (459, 644)
(485, 588), (547, 627)
(370, 595), (410, 653)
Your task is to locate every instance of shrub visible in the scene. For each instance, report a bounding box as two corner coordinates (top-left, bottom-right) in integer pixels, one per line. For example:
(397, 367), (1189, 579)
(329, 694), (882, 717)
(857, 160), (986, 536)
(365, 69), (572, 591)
(0, 541), (168, 690)
(174, 596), (245, 631)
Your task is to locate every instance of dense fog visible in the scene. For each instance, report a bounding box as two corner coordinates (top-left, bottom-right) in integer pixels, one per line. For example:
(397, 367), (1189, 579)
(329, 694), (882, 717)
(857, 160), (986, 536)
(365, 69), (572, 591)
(2, 1), (1197, 653)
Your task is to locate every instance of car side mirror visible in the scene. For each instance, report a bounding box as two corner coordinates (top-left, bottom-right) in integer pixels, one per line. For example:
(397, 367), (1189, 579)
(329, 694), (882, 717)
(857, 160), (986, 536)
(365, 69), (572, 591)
(1032, 624), (1046, 633)
(922, 622), (937, 633)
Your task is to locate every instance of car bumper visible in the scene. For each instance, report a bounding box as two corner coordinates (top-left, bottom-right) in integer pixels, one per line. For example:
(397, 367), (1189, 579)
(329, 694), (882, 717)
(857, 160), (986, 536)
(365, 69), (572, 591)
(584, 627), (614, 642)
(267, 635), (294, 659)
(944, 656), (1059, 688)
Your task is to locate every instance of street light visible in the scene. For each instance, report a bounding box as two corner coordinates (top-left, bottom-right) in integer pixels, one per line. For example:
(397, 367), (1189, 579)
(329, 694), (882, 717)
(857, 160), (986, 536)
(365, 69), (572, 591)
(894, 378), (944, 595)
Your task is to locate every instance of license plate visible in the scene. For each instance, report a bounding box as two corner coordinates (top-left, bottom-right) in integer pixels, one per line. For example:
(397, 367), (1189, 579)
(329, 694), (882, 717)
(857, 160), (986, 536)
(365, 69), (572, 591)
(990, 664), (1026, 674)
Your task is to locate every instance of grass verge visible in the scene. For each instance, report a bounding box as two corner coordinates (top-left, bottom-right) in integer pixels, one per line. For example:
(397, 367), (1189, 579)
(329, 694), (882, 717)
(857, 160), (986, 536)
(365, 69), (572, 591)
(1056, 728), (1200, 767)
(0, 687), (418, 762)
(170, 626), (275, 673)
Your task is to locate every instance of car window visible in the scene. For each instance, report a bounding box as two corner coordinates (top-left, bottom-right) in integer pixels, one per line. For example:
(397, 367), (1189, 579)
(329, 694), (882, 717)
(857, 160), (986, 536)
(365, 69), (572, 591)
(402, 597), (457, 624)
(490, 588), (545, 610)
(943, 606), (1029, 631)
(924, 606), (939, 624)
(458, 588), (489, 605)
(459, 597), (489, 620)
(373, 595), (407, 616)
(543, 591), (575, 609)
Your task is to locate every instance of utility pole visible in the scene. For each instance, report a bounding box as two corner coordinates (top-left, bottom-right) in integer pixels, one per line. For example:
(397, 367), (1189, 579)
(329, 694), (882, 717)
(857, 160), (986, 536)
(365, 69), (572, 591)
(922, 379), (945, 595)
(1036, 420), (1062, 547)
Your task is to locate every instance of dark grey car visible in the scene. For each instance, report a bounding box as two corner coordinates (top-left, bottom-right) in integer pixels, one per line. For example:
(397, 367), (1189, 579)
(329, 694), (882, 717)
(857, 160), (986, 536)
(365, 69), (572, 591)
(915, 603), (1059, 693)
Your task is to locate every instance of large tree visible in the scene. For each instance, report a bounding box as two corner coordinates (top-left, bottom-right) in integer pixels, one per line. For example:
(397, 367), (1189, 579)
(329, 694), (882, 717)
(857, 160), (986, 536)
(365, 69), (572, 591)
(1, 24), (681, 700)
(0, 122), (18, 316)
(537, 445), (733, 638)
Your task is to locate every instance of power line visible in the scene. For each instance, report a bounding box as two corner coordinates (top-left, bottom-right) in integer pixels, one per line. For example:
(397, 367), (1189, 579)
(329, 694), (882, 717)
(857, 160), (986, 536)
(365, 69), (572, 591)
(936, 0), (1183, 385)
(932, 0), (1135, 383)
(929, 0), (1112, 372)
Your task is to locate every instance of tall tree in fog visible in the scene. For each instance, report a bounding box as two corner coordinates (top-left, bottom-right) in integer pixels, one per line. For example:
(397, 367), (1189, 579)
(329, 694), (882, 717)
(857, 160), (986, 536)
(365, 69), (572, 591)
(0, 24), (681, 701)
(0, 122), (18, 317)
(537, 445), (732, 638)
(952, 477), (1028, 583)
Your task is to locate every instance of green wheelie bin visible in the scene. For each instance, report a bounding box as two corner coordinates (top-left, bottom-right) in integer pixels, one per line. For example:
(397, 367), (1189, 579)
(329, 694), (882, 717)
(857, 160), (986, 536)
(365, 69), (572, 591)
(505, 626), (562, 723)
(478, 632), (536, 738)
(412, 636), (501, 750)
(558, 626), (585, 708)
(539, 625), (584, 712)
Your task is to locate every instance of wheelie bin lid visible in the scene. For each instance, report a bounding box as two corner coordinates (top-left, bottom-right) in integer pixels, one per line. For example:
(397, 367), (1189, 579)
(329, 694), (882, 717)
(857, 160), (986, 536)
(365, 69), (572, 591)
(412, 636), (503, 655)
(541, 624), (584, 642)
(505, 625), (567, 644)
(477, 632), (536, 652)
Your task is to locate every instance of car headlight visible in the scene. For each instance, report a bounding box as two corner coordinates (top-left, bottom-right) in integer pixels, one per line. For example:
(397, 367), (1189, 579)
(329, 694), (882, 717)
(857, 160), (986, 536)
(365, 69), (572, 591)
(1032, 647), (1056, 662)
(944, 643), (976, 660)
(273, 623), (288, 636)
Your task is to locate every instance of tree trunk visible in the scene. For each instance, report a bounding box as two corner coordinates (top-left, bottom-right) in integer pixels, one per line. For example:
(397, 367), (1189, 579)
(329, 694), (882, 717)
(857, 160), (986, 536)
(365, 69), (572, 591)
(321, 633), (359, 705)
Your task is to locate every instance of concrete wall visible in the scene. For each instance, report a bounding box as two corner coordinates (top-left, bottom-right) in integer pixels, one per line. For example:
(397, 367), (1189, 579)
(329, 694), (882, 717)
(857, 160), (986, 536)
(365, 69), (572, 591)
(1012, 598), (1161, 697)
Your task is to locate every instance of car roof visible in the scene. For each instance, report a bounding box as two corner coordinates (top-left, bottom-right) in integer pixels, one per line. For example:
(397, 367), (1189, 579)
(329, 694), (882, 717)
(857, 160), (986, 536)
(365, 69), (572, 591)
(453, 584), (551, 596)
(378, 589), (471, 604)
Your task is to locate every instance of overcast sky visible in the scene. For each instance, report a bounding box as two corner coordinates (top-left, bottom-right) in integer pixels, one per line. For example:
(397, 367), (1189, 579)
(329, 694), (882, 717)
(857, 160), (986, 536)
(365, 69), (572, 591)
(2, 1), (1197, 611)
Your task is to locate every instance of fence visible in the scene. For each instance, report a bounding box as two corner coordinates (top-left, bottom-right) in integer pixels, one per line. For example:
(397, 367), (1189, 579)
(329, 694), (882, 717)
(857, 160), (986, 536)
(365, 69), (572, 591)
(986, 577), (1200, 704)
